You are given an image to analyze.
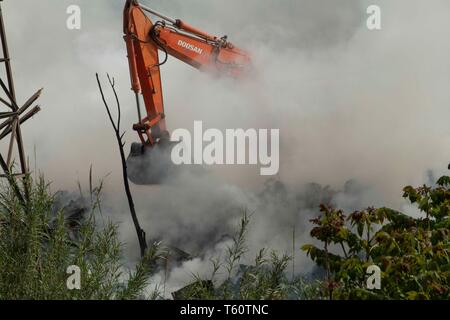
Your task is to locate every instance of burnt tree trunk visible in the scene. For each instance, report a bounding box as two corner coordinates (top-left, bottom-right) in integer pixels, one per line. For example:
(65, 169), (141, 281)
(96, 73), (147, 257)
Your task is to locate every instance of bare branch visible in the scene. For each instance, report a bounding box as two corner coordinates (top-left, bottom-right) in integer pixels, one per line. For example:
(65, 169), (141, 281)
(96, 73), (118, 133)
(107, 73), (121, 132)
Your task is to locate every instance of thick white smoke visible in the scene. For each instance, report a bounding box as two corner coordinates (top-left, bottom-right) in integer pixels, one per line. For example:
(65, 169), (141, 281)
(1, 0), (449, 295)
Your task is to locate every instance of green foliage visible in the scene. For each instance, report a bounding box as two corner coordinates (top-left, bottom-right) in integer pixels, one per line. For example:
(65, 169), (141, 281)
(236, 250), (292, 300)
(302, 172), (450, 300)
(0, 176), (161, 300)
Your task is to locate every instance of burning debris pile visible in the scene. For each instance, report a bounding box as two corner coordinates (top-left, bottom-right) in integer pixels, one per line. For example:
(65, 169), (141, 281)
(132, 174), (372, 299)
(51, 191), (91, 240)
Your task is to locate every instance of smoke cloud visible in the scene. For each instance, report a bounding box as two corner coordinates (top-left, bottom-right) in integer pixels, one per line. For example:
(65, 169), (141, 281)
(1, 0), (450, 294)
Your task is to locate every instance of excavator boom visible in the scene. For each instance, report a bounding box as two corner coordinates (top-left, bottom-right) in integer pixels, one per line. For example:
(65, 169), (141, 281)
(123, 0), (251, 184)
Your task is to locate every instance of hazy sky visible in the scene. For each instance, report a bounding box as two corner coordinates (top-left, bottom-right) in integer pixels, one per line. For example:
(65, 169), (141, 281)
(1, 0), (448, 193)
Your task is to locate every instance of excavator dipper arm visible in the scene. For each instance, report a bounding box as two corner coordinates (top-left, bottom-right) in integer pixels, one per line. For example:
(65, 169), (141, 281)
(124, 1), (166, 145)
(123, 0), (251, 146)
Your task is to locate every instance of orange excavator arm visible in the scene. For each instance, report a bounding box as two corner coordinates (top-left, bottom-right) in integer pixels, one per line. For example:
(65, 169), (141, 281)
(123, 0), (251, 146)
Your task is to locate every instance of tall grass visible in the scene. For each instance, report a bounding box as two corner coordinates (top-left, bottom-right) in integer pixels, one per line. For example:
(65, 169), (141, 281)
(0, 175), (160, 300)
(174, 212), (323, 300)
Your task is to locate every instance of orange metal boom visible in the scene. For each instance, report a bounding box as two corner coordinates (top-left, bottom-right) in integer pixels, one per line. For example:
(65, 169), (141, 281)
(123, 0), (251, 146)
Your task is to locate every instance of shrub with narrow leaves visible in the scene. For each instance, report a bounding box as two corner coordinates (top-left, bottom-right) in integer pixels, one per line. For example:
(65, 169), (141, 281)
(0, 176), (161, 300)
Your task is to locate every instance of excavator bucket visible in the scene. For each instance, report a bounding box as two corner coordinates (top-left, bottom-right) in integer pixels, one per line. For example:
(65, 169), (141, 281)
(126, 141), (178, 185)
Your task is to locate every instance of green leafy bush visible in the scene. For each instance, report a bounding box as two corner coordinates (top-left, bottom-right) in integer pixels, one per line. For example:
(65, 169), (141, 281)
(302, 171), (450, 300)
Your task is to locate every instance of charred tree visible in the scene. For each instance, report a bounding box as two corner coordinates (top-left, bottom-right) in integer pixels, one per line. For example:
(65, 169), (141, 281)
(96, 73), (147, 257)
